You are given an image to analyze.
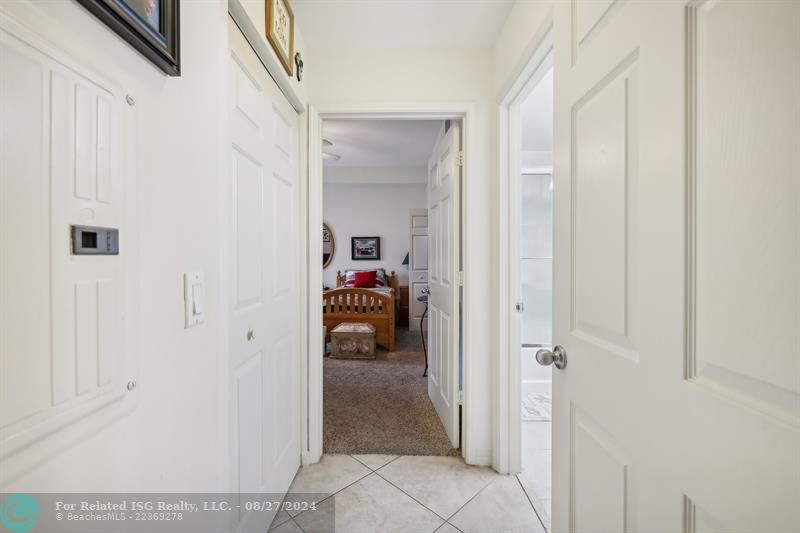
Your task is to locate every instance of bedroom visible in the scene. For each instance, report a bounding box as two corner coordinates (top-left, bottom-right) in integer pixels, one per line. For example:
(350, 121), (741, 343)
(321, 118), (460, 457)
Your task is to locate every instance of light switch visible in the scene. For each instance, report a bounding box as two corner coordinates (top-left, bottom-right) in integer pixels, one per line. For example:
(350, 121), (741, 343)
(184, 272), (205, 328)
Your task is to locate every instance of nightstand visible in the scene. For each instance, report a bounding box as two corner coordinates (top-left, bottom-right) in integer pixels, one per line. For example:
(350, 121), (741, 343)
(398, 285), (410, 326)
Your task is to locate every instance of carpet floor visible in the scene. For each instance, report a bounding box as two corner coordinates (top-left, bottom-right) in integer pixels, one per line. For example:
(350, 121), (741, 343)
(323, 328), (459, 456)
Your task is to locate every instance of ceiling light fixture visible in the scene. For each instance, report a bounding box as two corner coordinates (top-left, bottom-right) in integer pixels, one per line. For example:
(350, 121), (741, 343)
(322, 138), (334, 147)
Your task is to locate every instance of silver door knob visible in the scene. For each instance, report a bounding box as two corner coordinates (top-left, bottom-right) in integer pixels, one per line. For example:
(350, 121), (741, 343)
(536, 346), (567, 370)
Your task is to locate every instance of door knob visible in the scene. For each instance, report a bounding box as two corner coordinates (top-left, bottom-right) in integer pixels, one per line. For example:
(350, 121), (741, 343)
(536, 346), (567, 370)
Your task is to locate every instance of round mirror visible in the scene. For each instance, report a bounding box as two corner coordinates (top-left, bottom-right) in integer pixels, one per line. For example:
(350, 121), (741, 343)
(323, 223), (335, 269)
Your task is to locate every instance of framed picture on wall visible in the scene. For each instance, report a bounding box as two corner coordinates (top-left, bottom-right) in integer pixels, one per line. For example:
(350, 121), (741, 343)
(351, 237), (380, 261)
(76, 0), (181, 76)
(265, 0), (295, 76)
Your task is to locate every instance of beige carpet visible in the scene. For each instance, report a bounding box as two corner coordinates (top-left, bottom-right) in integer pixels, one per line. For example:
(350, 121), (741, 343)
(323, 332), (459, 456)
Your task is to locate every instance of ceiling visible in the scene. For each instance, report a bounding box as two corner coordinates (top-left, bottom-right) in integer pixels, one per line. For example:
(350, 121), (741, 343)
(293, 1), (515, 49)
(323, 119), (443, 168)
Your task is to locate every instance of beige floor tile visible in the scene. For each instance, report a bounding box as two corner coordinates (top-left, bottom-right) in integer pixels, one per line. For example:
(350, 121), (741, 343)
(450, 476), (545, 533)
(352, 454), (399, 471)
(270, 518), (304, 533)
(285, 454), (370, 516)
(292, 497), (335, 533)
(434, 522), (463, 533)
(295, 473), (444, 533)
(377, 456), (497, 519)
(269, 508), (292, 531)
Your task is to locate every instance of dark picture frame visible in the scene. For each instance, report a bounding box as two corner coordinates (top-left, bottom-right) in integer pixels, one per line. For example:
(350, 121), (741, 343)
(76, 0), (181, 76)
(351, 237), (381, 261)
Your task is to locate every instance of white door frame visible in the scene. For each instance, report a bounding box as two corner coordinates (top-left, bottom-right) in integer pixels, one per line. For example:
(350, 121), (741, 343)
(495, 21), (554, 474)
(304, 103), (477, 465)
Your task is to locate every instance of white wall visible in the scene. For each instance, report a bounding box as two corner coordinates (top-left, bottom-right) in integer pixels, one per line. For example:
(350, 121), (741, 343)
(0, 0), (278, 493)
(309, 47), (495, 464)
(323, 184), (425, 288)
(493, 1), (555, 100)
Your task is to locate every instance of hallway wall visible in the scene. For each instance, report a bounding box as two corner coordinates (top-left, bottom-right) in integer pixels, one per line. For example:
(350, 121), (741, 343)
(0, 0), (313, 493)
(309, 47), (495, 464)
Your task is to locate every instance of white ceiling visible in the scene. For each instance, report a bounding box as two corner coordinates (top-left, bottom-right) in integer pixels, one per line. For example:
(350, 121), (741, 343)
(293, 1), (515, 49)
(323, 119), (443, 167)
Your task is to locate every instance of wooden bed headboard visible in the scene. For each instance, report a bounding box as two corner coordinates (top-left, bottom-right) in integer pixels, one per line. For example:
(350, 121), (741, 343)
(336, 270), (397, 291)
(323, 286), (396, 351)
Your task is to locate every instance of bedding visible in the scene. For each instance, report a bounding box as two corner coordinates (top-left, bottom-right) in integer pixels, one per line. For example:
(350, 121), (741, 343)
(341, 268), (388, 288)
(354, 270), (377, 288)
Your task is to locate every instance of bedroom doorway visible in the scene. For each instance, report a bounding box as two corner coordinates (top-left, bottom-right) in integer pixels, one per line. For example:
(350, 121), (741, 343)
(313, 118), (464, 458)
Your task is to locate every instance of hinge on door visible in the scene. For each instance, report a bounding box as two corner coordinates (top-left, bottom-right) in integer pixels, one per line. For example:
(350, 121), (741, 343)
(456, 151), (464, 167)
(515, 302), (524, 312)
(457, 271), (464, 286)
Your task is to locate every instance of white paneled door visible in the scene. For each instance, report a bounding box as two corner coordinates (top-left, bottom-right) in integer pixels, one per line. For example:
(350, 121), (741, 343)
(228, 22), (301, 530)
(550, 1), (799, 532)
(409, 208), (429, 331)
(427, 124), (461, 448)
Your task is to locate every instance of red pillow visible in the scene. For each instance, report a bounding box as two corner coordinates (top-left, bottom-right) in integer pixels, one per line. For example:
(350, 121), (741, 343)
(354, 270), (377, 288)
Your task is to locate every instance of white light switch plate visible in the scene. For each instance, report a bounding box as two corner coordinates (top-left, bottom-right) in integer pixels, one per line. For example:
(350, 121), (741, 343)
(184, 272), (204, 328)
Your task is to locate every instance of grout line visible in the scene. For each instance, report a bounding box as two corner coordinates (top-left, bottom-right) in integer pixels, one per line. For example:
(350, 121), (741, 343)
(515, 474), (548, 533)
(349, 454), (402, 472)
(349, 454), (373, 471)
(289, 462), (373, 521)
(288, 514), (306, 533)
(374, 454), (403, 471)
(442, 475), (498, 522)
(373, 468), (453, 522)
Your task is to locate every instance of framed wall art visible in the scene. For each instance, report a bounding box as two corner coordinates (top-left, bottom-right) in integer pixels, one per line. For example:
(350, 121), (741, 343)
(76, 0), (181, 76)
(265, 0), (295, 76)
(351, 237), (381, 261)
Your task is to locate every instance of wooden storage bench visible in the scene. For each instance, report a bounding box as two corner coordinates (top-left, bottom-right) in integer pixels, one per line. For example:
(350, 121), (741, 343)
(331, 322), (376, 359)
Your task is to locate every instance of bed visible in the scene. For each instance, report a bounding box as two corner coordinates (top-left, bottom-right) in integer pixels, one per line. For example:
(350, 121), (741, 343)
(323, 270), (397, 352)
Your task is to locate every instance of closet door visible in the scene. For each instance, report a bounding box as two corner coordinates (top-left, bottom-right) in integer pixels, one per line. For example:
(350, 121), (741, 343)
(228, 20), (301, 529)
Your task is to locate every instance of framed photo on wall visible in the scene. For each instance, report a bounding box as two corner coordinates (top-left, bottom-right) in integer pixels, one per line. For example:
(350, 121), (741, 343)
(265, 0), (295, 76)
(352, 237), (380, 261)
(76, 0), (181, 76)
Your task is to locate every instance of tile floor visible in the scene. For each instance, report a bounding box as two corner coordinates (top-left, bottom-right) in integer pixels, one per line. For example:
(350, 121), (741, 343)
(271, 454), (547, 533)
(519, 420), (552, 531)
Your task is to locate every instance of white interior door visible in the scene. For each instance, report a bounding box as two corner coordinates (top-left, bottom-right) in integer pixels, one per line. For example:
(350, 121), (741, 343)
(228, 21), (301, 528)
(427, 124), (461, 448)
(409, 208), (429, 331)
(550, 1), (799, 531)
